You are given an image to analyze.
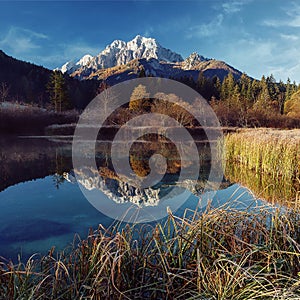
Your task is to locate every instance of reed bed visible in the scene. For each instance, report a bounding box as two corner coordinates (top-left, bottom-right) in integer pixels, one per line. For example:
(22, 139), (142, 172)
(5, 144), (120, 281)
(224, 128), (300, 206)
(0, 203), (299, 300)
(225, 162), (298, 207)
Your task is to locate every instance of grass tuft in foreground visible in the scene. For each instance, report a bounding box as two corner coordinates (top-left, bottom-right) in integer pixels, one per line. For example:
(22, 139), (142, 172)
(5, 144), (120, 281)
(0, 203), (299, 299)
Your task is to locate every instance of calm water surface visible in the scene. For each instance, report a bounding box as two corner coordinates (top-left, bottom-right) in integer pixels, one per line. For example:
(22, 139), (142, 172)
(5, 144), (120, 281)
(0, 136), (263, 261)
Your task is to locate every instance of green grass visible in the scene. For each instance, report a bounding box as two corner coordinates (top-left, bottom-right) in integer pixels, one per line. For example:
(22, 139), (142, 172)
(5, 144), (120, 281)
(0, 203), (299, 299)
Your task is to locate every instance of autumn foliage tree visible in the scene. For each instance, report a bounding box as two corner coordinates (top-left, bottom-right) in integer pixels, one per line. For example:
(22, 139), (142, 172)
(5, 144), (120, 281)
(129, 84), (150, 111)
(284, 90), (300, 117)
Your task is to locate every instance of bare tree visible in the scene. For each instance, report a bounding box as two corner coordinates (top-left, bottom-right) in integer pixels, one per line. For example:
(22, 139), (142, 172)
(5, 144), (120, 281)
(83, 79), (120, 124)
(151, 92), (194, 127)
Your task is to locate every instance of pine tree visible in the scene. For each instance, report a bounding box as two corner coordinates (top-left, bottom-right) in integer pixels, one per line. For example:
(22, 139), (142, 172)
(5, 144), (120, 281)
(221, 72), (235, 100)
(0, 82), (10, 102)
(245, 77), (253, 107)
(254, 76), (272, 111)
(138, 67), (146, 78)
(47, 71), (69, 112)
(197, 72), (207, 97)
(240, 73), (248, 98)
(213, 76), (221, 99)
(277, 80), (286, 114)
(266, 74), (278, 100)
(251, 79), (260, 103)
(232, 84), (242, 109)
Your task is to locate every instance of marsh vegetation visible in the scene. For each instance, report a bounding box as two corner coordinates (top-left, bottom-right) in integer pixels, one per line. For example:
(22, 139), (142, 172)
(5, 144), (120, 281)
(0, 203), (299, 299)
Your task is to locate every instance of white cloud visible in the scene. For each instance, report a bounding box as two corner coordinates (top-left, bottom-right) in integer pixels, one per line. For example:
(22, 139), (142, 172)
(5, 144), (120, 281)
(35, 42), (101, 68)
(263, 3), (300, 28)
(221, 38), (276, 78)
(222, 0), (250, 14)
(142, 27), (154, 37)
(0, 26), (101, 69)
(267, 62), (300, 82)
(263, 18), (300, 28)
(0, 27), (48, 54)
(0, 27), (55, 67)
(213, 0), (252, 14)
(287, 15), (300, 27)
(262, 20), (281, 27)
(62, 42), (100, 59)
(237, 39), (275, 61)
(222, 35), (300, 82)
(187, 14), (224, 38)
(280, 34), (299, 41)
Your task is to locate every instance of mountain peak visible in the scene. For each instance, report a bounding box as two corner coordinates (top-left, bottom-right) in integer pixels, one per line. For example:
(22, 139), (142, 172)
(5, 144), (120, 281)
(128, 35), (159, 49)
(96, 35), (183, 67)
(58, 54), (93, 74)
(105, 39), (126, 50)
(182, 52), (209, 70)
(133, 34), (144, 41)
(57, 35), (183, 73)
(133, 34), (154, 42)
(77, 54), (93, 66)
(56, 36), (242, 82)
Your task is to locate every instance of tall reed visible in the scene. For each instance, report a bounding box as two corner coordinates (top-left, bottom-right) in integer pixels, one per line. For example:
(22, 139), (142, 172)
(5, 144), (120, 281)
(0, 202), (299, 299)
(224, 128), (300, 206)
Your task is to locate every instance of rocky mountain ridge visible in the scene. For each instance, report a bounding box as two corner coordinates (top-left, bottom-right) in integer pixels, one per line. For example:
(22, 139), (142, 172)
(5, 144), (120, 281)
(58, 35), (183, 74)
(57, 35), (242, 81)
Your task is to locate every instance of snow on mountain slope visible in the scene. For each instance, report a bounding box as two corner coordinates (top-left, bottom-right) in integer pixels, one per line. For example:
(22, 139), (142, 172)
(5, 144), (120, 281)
(57, 35), (183, 73)
(77, 54), (93, 66)
(58, 54), (93, 74)
(88, 35), (184, 70)
(182, 52), (209, 70)
(56, 35), (242, 83)
(60, 61), (76, 74)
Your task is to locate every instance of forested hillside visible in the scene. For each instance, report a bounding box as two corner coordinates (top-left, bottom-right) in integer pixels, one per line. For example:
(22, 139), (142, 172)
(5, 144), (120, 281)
(0, 50), (97, 109)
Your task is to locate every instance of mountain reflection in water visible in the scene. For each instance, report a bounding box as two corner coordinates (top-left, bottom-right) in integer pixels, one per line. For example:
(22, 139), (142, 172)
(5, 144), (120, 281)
(0, 136), (250, 261)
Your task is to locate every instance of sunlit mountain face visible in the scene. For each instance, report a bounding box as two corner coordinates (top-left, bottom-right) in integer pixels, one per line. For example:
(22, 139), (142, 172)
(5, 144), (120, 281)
(56, 35), (242, 82)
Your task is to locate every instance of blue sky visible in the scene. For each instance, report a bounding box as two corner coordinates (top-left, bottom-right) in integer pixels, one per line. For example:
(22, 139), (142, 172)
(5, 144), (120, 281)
(1, 0), (300, 82)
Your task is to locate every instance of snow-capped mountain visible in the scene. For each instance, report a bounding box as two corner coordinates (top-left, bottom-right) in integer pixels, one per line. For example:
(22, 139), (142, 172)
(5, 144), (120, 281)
(58, 54), (93, 74)
(64, 167), (207, 207)
(65, 168), (163, 207)
(58, 35), (183, 73)
(56, 35), (242, 82)
(182, 52), (209, 70)
(96, 35), (183, 67)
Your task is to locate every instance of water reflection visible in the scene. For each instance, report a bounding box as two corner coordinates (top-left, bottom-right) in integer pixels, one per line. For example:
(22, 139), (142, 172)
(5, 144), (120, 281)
(0, 135), (229, 259)
(1, 135), (276, 261)
(0, 175), (112, 261)
(225, 163), (300, 208)
(71, 131), (227, 222)
(0, 137), (72, 192)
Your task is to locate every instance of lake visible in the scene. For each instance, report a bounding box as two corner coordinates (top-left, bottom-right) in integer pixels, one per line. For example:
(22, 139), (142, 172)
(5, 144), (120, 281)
(0, 135), (275, 261)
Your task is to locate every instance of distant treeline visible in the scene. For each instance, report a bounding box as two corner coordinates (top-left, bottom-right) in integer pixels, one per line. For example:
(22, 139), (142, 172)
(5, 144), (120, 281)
(171, 72), (300, 127)
(0, 50), (98, 109)
(0, 49), (299, 128)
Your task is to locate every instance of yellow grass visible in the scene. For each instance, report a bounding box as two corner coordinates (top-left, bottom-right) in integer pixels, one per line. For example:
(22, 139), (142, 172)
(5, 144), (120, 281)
(224, 128), (300, 206)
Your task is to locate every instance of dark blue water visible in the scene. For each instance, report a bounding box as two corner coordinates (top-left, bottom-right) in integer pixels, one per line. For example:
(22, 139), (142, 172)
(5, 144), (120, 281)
(0, 175), (114, 260)
(0, 137), (263, 261)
